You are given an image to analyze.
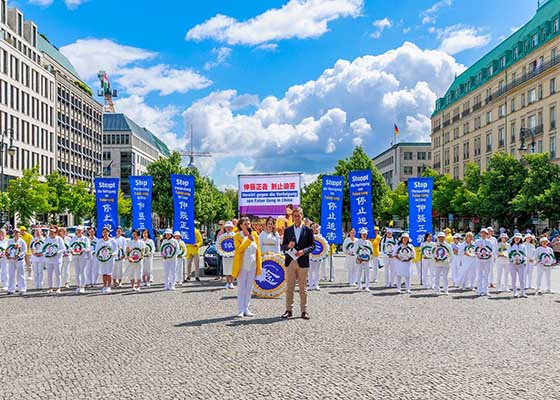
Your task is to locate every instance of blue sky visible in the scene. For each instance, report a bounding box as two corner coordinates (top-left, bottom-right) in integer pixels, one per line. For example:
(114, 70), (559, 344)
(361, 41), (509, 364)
(20, 0), (537, 188)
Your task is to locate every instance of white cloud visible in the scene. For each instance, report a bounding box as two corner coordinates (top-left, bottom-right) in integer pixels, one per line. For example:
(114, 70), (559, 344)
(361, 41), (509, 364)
(421, 0), (453, 25)
(231, 161), (255, 176)
(29, 0), (87, 7)
(437, 25), (491, 55)
(403, 27), (411, 34)
(255, 43), (279, 52)
(186, 0), (363, 46)
(60, 39), (156, 81)
(65, 0), (88, 8)
(182, 42), (464, 176)
(29, 0), (54, 6)
(116, 65), (211, 96)
(371, 18), (392, 39)
(204, 47), (232, 70)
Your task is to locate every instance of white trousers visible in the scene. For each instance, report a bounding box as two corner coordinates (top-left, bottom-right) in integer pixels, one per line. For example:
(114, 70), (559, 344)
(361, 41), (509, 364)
(86, 258), (99, 286)
(433, 265), (449, 294)
(382, 256), (394, 287)
(352, 261), (361, 286)
(421, 259), (433, 288)
(496, 257), (510, 291)
(7, 260), (26, 293)
(61, 257), (71, 284)
(396, 275), (410, 292)
(175, 257), (184, 283)
(371, 257), (378, 282)
(112, 260), (124, 280)
(460, 257), (477, 289)
(345, 256), (355, 284)
(525, 262), (535, 289)
(128, 261), (143, 281)
(0, 260), (7, 289)
(237, 268), (256, 313)
(73, 255), (88, 288)
(489, 260), (495, 284)
(356, 265), (371, 289)
(509, 264), (526, 295)
(46, 261), (62, 289)
(477, 259), (493, 295)
(33, 261), (45, 289)
(536, 266), (552, 291)
(451, 257), (460, 285)
(309, 260), (321, 289)
(143, 257), (153, 277)
(163, 259), (176, 290)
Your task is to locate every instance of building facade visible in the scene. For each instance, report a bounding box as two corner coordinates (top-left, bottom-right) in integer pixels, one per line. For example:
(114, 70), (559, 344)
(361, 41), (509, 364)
(38, 35), (103, 187)
(372, 142), (431, 190)
(431, 0), (560, 179)
(0, 1), (56, 189)
(102, 113), (170, 195)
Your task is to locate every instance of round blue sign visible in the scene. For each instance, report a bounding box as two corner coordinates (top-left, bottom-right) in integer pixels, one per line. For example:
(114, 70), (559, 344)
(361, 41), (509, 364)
(312, 240), (324, 256)
(220, 238), (234, 253)
(255, 259), (285, 291)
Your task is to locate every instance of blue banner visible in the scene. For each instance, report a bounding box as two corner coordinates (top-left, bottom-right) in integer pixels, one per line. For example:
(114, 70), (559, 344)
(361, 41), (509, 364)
(130, 176), (154, 240)
(171, 174), (195, 244)
(321, 176), (344, 244)
(408, 177), (434, 247)
(349, 170), (375, 239)
(95, 177), (119, 238)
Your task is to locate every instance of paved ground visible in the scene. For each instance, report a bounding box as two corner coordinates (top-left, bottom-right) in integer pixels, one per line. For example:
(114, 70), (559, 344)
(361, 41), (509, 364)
(2, 255), (560, 399)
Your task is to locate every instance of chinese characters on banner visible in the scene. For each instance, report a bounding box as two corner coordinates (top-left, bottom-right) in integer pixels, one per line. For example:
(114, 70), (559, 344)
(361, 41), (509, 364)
(129, 176), (154, 240)
(408, 177), (434, 247)
(349, 170), (375, 239)
(171, 174), (195, 244)
(95, 177), (119, 238)
(321, 176), (344, 244)
(238, 173), (301, 218)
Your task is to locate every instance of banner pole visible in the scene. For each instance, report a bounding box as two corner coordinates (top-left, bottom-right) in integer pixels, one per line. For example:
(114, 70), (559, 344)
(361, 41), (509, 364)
(329, 251), (334, 282)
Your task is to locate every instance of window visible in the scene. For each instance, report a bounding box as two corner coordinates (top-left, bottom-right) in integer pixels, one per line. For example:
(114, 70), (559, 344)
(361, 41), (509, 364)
(474, 136), (481, 156)
(463, 141), (470, 159)
(417, 151), (427, 160)
(403, 152), (413, 160)
(551, 136), (557, 159)
(528, 89), (536, 104)
(538, 85), (543, 100)
(498, 127), (505, 148)
(511, 98), (516, 113)
(499, 104), (506, 118)
(531, 34), (538, 48)
(551, 78), (557, 94)
(521, 94), (526, 107)
(488, 65), (493, 76)
(551, 106), (557, 130)
(538, 140), (543, 153)
(417, 166), (425, 175)
(500, 56), (506, 68)
(555, 18), (559, 34)
(514, 47), (519, 60)
(486, 132), (492, 153)
(453, 144), (459, 163)
(511, 123), (516, 143)
(403, 166), (413, 175)
(486, 111), (492, 124)
(528, 115), (537, 130)
(553, 48), (559, 63)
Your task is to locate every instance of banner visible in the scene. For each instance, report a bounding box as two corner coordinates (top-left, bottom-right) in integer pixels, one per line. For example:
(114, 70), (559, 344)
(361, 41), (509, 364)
(238, 173), (301, 218)
(171, 174), (195, 244)
(320, 176), (344, 244)
(129, 176), (154, 240)
(349, 170), (375, 239)
(95, 177), (119, 238)
(408, 177), (434, 247)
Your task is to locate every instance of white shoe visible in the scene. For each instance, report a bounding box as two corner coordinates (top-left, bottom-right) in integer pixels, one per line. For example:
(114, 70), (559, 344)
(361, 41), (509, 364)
(364, 287), (370, 292)
(224, 283), (230, 289)
(243, 310), (254, 317)
(513, 293), (519, 298)
(101, 287), (106, 294)
(105, 287), (111, 293)
(236, 312), (244, 318)
(521, 293), (528, 298)
(406, 289), (412, 294)
(55, 288), (61, 294)
(170, 286), (176, 291)
(79, 288), (85, 294)
(537, 289), (542, 295)
(75, 288), (81, 294)
(396, 289), (402, 294)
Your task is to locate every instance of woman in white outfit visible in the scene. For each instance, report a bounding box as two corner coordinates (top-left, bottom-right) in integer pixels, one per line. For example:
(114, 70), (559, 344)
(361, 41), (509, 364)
(536, 237), (556, 294)
(6, 227), (27, 295)
(419, 233), (434, 289)
(381, 230), (396, 288)
(459, 232), (477, 290)
(30, 228), (45, 290)
(450, 234), (462, 287)
(432, 232), (453, 295)
(355, 228), (374, 291)
(95, 227), (118, 294)
(232, 218), (262, 317)
(141, 229), (155, 288)
(392, 232), (415, 294)
(86, 227), (98, 288)
(59, 227), (72, 289)
(219, 221), (236, 289)
(343, 229), (357, 286)
(495, 233), (510, 293)
(259, 217), (281, 254)
(0, 229), (8, 291)
(474, 228), (495, 296)
(160, 229), (179, 291)
(524, 234), (536, 290)
(508, 233), (527, 298)
(70, 226), (90, 294)
(44, 227), (65, 294)
(126, 229), (145, 292)
(112, 227), (127, 288)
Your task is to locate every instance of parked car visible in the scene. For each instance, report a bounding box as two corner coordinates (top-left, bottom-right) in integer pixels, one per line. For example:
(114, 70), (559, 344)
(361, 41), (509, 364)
(202, 244), (220, 276)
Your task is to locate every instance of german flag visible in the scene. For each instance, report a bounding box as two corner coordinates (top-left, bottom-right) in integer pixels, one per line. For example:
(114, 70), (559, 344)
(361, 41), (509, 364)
(394, 123), (399, 135)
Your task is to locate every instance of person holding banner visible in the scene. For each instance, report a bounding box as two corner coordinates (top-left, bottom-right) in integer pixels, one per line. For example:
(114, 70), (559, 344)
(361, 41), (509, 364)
(343, 229), (357, 286)
(161, 229), (179, 291)
(0, 229), (8, 291)
(259, 217), (281, 254)
(232, 218), (262, 317)
(175, 232), (187, 287)
(185, 228), (203, 282)
(30, 228), (45, 290)
(126, 229), (145, 292)
(308, 223), (325, 291)
(86, 227), (98, 288)
(112, 227), (127, 288)
(381, 230), (397, 288)
(44, 227), (65, 294)
(5, 227), (27, 295)
(392, 232), (415, 294)
(96, 227), (118, 294)
(450, 234), (462, 287)
(355, 228), (374, 291)
(281, 208), (315, 320)
(70, 226), (90, 294)
(141, 229), (155, 288)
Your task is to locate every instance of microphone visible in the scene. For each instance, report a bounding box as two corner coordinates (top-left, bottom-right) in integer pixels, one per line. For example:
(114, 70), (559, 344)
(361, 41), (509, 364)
(248, 227), (253, 235)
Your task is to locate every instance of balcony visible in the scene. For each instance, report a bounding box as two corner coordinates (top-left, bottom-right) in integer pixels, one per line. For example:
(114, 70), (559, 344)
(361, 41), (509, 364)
(432, 125), (441, 133)
(433, 162), (441, 169)
(461, 109), (471, 118)
(472, 102), (482, 111)
(452, 115), (460, 123)
(443, 120), (451, 128)
(551, 120), (557, 130)
(485, 94), (494, 104)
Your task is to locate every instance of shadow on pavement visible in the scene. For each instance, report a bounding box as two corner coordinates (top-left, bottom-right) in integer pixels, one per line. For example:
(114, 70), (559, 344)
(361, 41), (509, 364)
(227, 316), (285, 327)
(372, 291), (401, 297)
(175, 316), (235, 328)
(410, 293), (440, 298)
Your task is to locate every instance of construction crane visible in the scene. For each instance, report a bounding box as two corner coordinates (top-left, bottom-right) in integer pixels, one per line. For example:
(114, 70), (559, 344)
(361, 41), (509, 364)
(97, 71), (118, 113)
(178, 127), (211, 168)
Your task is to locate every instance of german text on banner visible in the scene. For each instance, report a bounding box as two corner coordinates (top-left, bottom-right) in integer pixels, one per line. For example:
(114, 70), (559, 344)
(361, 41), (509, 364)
(321, 176), (344, 245)
(171, 174), (195, 244)
(349, 170), (375, 239)
(95, 177), (119, 238)
(129, 176), (154, 240)
(408, 177), (434, 247)
(238, 173), (301, 218)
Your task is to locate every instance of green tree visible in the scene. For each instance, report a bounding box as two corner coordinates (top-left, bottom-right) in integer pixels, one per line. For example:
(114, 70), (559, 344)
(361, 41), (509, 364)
(388, 182), (409, 225)
(69, 181), (95, 223)
(301, 176), (322, 223)
(537, 181), (560, 225)
(422, 168), (462, 218)
(118, 190), (132, 226)
(7, 167), (50, 226)
(223, 189), (239, 218)
(45, 172), (73, 222)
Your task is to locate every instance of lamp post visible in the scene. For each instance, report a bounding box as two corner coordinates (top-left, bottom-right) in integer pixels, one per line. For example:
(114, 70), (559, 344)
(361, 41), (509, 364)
(0, 128), (16, 192)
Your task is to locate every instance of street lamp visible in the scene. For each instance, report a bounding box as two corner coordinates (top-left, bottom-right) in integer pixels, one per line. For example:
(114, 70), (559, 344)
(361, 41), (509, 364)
(0, 128), (16, 191)
(518, 127), (536, 154)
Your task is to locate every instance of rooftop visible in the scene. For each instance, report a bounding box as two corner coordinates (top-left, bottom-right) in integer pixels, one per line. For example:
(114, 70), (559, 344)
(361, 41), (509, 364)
(372, 142), (431, 161)
(433, 0), (560, 117)
(103, 113), (171, 157)
(37, 34), (81, 81)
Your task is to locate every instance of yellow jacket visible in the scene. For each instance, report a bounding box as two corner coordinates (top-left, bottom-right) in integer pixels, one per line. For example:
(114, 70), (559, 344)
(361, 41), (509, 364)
(370, 236), (381, 257)
(232, 231), (262, 279)
(186, 228), (203, 256)
(22, 232), (33, 255)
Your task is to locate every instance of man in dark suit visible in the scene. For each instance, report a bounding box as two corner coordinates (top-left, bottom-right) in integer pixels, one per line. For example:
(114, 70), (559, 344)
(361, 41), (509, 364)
(281, 207), (315, 320)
